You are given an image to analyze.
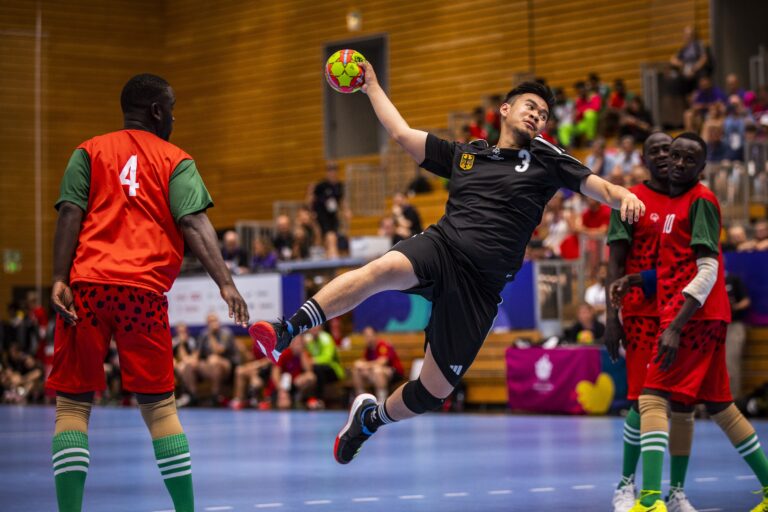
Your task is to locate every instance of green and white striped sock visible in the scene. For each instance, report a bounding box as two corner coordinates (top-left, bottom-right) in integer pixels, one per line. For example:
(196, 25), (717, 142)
(52, 431), (90, 512)
(736, 433), (768, 487)
(640, 430), (668, 506)
(619, 408), (642, 487)
(153, 433), (194, 512)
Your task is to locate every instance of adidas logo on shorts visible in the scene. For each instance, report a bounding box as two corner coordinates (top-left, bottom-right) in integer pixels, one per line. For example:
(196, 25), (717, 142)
(450, 365), (463, 375)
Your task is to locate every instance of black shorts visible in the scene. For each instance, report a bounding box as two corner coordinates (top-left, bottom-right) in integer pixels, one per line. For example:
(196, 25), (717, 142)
(391, 233), (501, 386)
(316, 213), (339, 235)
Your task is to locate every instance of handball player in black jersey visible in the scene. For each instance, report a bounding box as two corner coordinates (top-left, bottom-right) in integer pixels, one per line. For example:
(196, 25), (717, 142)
(250, 61), (645, 464)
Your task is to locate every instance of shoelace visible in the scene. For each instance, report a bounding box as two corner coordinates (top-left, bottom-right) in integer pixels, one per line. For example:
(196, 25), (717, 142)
(618, 475), (634, 489)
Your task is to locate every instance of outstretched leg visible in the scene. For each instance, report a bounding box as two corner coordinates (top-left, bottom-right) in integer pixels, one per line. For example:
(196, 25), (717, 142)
(53, 392), (93, 512)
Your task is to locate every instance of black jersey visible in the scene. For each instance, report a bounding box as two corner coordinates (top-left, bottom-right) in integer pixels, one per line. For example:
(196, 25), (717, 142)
(419, 133), (592, 288)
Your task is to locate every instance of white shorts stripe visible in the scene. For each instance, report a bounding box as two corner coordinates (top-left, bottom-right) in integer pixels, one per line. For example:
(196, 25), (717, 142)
(53, 456), (90, 468)
(53, 465), (89, 476)
(52, 448), (89, 461)
(162, 469), (192, 480)
(156, 452), (191, 465)
(159, 461), (192, 472)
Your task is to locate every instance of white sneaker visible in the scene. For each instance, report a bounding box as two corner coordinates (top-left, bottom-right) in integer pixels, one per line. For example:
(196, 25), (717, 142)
(175, 394), (191, 408)
(612, 481), (637, 512)
(667, 488), (698, 512)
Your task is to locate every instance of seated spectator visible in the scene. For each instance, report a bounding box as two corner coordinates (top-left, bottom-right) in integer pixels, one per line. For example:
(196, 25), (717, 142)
(230, 345), (270, 410)
(751, 85), (768, 119)
(178, 314), (240, 406)
(304, 325), (344, 409)
(292, 225), (311, 260)
(540, 116), (560, 145)
(378, 216), (402, 247)
(273, 214), (295, 261)
(468, 106), (488, 140)
(271, 335), (316, 410)
(1, 342), (42, 404)
(563, 304), (605, 345)
(541, 192), (573, 258)
(351, 326), (404, 403)
(585, 137), (615, 176)
(584, 264), (608, 321)
(553, 87), (575, 148)
(221, 230), (249, 275)
(573, 81), (601, 145)
(618, 96), (653, 143)
(723, 95), (753, 162)
(392, 192), (422, 237)
(588, 72), (610, 102)
(725, 73), (754, 106)
(406, 169), (433, 195)
(601, 78), (629, 137)
(754, 220), (768, 251)
(574, 198), (611, 273)
(173, 323), (198, 407)
(250, 236), (278, 272)
(611, 135), (642, 174)
(685, 75), (726, 133)
(701, 102), (726, 161)
(670, 25), (712, 95)
(296, 205), (321, 250)
(628, 165), (650, 187)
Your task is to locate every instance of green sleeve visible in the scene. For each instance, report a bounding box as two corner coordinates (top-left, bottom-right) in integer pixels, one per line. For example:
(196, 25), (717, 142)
(311, 333), (336, 365)
(689, 198), (721, 253)
(169, 159), (213, 221)
(606, 208), (633, 244)
(55, 149), (90, 211)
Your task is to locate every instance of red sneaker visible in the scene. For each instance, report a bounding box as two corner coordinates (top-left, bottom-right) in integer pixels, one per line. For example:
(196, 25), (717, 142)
(248, 320), (293, 363)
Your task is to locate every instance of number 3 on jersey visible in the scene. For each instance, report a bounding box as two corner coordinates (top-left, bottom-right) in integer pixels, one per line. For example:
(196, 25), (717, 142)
(119, 155), (140, 196)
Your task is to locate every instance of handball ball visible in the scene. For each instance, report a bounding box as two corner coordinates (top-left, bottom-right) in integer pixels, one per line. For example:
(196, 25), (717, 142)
(325, 49), (366, 93)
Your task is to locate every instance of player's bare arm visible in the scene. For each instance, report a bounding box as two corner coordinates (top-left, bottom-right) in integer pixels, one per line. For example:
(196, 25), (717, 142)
(604, 241), (629, 361)
(580, 174), (645, 224)
(51, 201), (84, 325)
(179, 211), (250, 326)
(361, 61), (428, 164)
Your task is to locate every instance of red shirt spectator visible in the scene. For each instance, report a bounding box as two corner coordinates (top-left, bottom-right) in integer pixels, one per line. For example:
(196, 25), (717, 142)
(365, 339), (404, 376)
(575, 94), (602, 122)
(582, 203), (612, 229)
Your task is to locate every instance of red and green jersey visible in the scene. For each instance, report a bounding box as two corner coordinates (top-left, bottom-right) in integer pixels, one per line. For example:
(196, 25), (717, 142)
(607, 182), (668, 318)
(657, 182), (730, 326)
(56, 129), (213, 294)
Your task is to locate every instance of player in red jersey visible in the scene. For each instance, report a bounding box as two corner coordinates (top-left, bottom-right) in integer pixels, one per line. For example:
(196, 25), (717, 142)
(612, 133), (768, 512)
(606, 133), (698, 512)
(48, 74), (249, 512)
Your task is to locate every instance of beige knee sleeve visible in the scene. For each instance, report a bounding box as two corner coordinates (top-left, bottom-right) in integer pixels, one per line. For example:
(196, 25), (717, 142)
(639, 394), (669, 434)
(139, 396), (183, 439)
(669, 411), (695, 456)
(711, 403), (755, 446)
(55, 396), (92, 434)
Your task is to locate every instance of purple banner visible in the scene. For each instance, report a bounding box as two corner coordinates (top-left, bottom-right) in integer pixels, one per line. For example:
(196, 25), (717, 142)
(506, 346), (604, 414)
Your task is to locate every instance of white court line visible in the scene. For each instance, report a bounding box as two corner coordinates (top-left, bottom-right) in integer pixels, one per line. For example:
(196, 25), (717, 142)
(572, 485), (595, 490)
(255, 504), (283, 509)
(352, 497), (380, 502)
(399, 495), (425, 500)
(444, 492), (468, 497)
(304, 500), (332, 505)
(205, 507), (233, 511)
(488, 490), (513, 495)
(736, 475), (757, 480)
(151, 510), (175, 512)
(694, 477), (719, 482)
(698, 509), (722, 512)
(530, 487), (555, 492)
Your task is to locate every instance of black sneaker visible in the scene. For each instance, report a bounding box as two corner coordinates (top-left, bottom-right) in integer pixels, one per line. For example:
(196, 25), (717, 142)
(248, 320), (294, 363)
(334, 393), (377, 464)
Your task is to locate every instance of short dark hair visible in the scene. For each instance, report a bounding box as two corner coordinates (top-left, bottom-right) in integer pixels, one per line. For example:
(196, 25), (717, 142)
(504, 81), (555, 114)
(120, 73), (171, 114)
(674, 131), (708, 157)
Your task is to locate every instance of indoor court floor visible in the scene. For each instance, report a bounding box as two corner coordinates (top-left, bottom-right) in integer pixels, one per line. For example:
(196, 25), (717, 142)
(1, 405), (765, 511)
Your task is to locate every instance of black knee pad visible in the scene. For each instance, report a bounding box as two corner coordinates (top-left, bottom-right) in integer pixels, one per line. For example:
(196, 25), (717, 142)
(402, 379), (445, 414)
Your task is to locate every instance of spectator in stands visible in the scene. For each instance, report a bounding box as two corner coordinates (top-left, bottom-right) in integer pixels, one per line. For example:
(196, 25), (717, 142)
(273, 214), (295, 261)
(724, 224), (753, 252)
(575, 198), (611, 277)
(172, 323), (198, 407)
(250, 236), (277, 272)
(751, 85), (768, 119)
(553, 87), (575, 148)
(563, 303), (605, 345)
(601, 78), (629, 137)
(685, 75), (726, 133)
(584, 263), (608, 321)
(725, 272), (751, 399)
(378, 216), (404, 247)
(753, 220), (768, 251)
(272, 335), (316, 410)
(351, 326), (404, 404)
(585, 137), (614, 176)
(628, 165), (650, 187)
(724, 95), (753, 161)
(670, 25), (712, 95)
(612, 135), (642, 174)
(725, 73), (753, 105)
(540, 116), (560, 145)
(406, 168), (433, 196)
(221, 230), (249, 275)
(5, 301), (35, 355)
(484, 95), (502, 145)
(230, 346), (270, 410)
(392, 192), (422, 237)
(304, 325), (344, 410)
(1, 342), (42, 404)
(573, 81), (601, 146)
(312, 162), (348, 259)
(588, 72), (610, 101)
(541, 191), (573, 258)
(296, 205), (321, 250)
(618, 96), (653, 143)
(292, 224), (311, 260)
(25, 291), (48, 360)
(701, 101), (726, 161)
(468, 106), (488, 141)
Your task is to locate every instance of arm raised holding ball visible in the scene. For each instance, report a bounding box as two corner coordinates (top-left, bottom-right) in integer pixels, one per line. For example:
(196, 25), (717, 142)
(361, 61), (427, 165)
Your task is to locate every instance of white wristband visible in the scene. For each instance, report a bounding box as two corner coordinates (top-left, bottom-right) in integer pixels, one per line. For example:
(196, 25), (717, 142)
(682, 257), (718, 307)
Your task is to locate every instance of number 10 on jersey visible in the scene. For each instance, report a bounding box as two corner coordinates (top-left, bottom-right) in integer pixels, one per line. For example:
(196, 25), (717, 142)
(120, 155), (140, 196)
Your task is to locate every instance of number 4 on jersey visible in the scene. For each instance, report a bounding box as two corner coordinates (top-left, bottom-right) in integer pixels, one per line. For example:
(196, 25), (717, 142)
(119, 155), (140, 196)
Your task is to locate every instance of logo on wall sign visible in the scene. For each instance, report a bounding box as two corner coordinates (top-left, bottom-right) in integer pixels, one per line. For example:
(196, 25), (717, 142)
(459, 153), (475, 170)
(650, 213), (660, 223)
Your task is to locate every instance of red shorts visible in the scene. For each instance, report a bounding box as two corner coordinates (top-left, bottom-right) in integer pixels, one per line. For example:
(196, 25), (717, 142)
(47, 283), (174, 394)
(644, 320), (732, 404)
(623, 316), (659, 401)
